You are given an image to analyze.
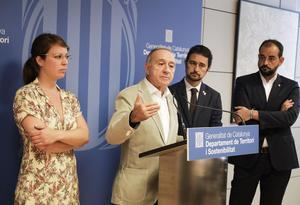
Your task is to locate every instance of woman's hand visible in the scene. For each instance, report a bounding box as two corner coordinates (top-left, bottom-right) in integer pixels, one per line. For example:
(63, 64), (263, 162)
(26, 125), (59, 150)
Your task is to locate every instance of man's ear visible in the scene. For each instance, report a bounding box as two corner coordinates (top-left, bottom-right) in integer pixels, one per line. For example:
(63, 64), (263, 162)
(279, 56), (285, 66)
(145, 64), (149, 75)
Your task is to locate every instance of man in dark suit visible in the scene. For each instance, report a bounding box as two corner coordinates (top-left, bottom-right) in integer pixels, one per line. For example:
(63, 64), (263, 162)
(229, 39), (299, 205)
(169, 44), (223, 204)
(169, 45), (222, 138)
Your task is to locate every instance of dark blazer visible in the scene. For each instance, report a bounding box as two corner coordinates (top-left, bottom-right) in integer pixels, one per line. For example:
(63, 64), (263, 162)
(169, 79), (223, 137)
(228, 72), (299, 171)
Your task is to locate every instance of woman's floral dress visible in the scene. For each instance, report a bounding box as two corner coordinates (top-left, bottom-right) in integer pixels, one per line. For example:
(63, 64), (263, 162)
(13, 79), (82, 205)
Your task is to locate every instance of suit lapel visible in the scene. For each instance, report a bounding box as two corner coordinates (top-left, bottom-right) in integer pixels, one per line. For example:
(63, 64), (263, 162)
(192, 83), (208, 125)
(152, 112), (166, 144)
(176, 80), (191, 126)
(166, 94), (176, 144)
(254, 72), (268, 106)
(267, 75), (282, 106)
(139, 80), (165, 144)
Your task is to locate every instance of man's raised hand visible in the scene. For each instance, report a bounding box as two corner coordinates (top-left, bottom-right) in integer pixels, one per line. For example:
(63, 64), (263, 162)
(130, 94), (160, 123)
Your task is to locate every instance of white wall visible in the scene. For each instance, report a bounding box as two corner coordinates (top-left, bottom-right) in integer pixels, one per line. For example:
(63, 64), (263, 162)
(201, 0), (300, 204)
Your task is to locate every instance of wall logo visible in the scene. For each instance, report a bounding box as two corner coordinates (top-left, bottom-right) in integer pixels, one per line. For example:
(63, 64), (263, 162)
(142, 30), (189, 65)
(21, 0), (138, 151)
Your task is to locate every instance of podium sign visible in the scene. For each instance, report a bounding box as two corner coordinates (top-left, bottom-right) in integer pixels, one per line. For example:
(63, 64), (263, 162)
(187, 125), (259, 161)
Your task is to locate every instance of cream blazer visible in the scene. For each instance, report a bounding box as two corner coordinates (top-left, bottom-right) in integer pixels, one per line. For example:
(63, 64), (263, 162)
(106, 79), (179, 205)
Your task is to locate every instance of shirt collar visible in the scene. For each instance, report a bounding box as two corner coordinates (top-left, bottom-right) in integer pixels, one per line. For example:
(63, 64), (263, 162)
(144, 78), (170, 98)
(184, 78), (202, 92)
(33, 78), (61, 96)
(259, 72), (278, 85)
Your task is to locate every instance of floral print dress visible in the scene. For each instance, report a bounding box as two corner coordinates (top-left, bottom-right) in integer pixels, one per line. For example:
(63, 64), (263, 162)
(13, 79), (81, 205)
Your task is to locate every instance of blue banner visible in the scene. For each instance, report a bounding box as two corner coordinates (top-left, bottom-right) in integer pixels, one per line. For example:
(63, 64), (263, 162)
(187, 125), (259, 160)
(0, 0), (202, 204)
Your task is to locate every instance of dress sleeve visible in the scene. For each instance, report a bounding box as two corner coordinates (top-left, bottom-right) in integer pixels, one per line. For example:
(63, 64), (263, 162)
(13, 88), (42, 126)
(69, 92), (82, 118)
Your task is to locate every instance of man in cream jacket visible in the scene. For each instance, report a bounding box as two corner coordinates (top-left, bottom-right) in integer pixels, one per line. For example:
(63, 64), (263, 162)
(106, 48), (180, 205)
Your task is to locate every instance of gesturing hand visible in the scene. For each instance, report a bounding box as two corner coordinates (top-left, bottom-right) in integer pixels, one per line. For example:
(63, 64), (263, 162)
(130, 95), (160, 123)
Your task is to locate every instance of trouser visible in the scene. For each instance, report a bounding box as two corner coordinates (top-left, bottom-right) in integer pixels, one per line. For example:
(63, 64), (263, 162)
(229, 153), (291, 205)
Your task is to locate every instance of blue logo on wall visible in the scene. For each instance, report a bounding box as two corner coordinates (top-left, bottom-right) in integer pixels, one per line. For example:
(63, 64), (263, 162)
(21, 0), (138, 151)
(19, 0), (202, 152)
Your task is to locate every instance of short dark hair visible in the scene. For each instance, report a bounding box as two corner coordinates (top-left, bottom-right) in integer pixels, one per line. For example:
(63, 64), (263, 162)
(259, 39), (283, 57)
(185, 45), (213, 68)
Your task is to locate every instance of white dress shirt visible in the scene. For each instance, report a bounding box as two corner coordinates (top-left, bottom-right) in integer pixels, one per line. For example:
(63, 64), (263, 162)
(259, 72), (278, 147)
(144, 78), (170, 143)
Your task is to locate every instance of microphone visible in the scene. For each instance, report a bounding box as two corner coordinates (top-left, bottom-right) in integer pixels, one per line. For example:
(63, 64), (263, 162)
(171, 92), (188, 139)
(182, 95), (246, 125)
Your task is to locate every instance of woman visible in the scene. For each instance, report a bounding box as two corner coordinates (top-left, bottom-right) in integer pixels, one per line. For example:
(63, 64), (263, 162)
(13, 33), (89, 204)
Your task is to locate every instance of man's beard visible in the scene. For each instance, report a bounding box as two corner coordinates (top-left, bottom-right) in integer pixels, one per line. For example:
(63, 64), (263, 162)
(259, 65), (277, 77)
(187, 72), (202, 82)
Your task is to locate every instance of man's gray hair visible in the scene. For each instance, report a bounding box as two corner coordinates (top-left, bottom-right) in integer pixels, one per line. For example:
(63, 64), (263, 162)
(145, 47), (173, 64)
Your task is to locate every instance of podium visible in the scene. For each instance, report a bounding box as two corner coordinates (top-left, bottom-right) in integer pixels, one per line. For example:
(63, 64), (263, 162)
(140, 140), (227, 205)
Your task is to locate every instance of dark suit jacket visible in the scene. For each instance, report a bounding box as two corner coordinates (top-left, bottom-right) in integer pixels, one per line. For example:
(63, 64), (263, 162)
(169, 79), (223, 137)
(228, 72), (299, 171)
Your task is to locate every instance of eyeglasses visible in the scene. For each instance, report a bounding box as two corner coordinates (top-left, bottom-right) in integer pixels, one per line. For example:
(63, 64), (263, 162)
(40, 53), (71, 60)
